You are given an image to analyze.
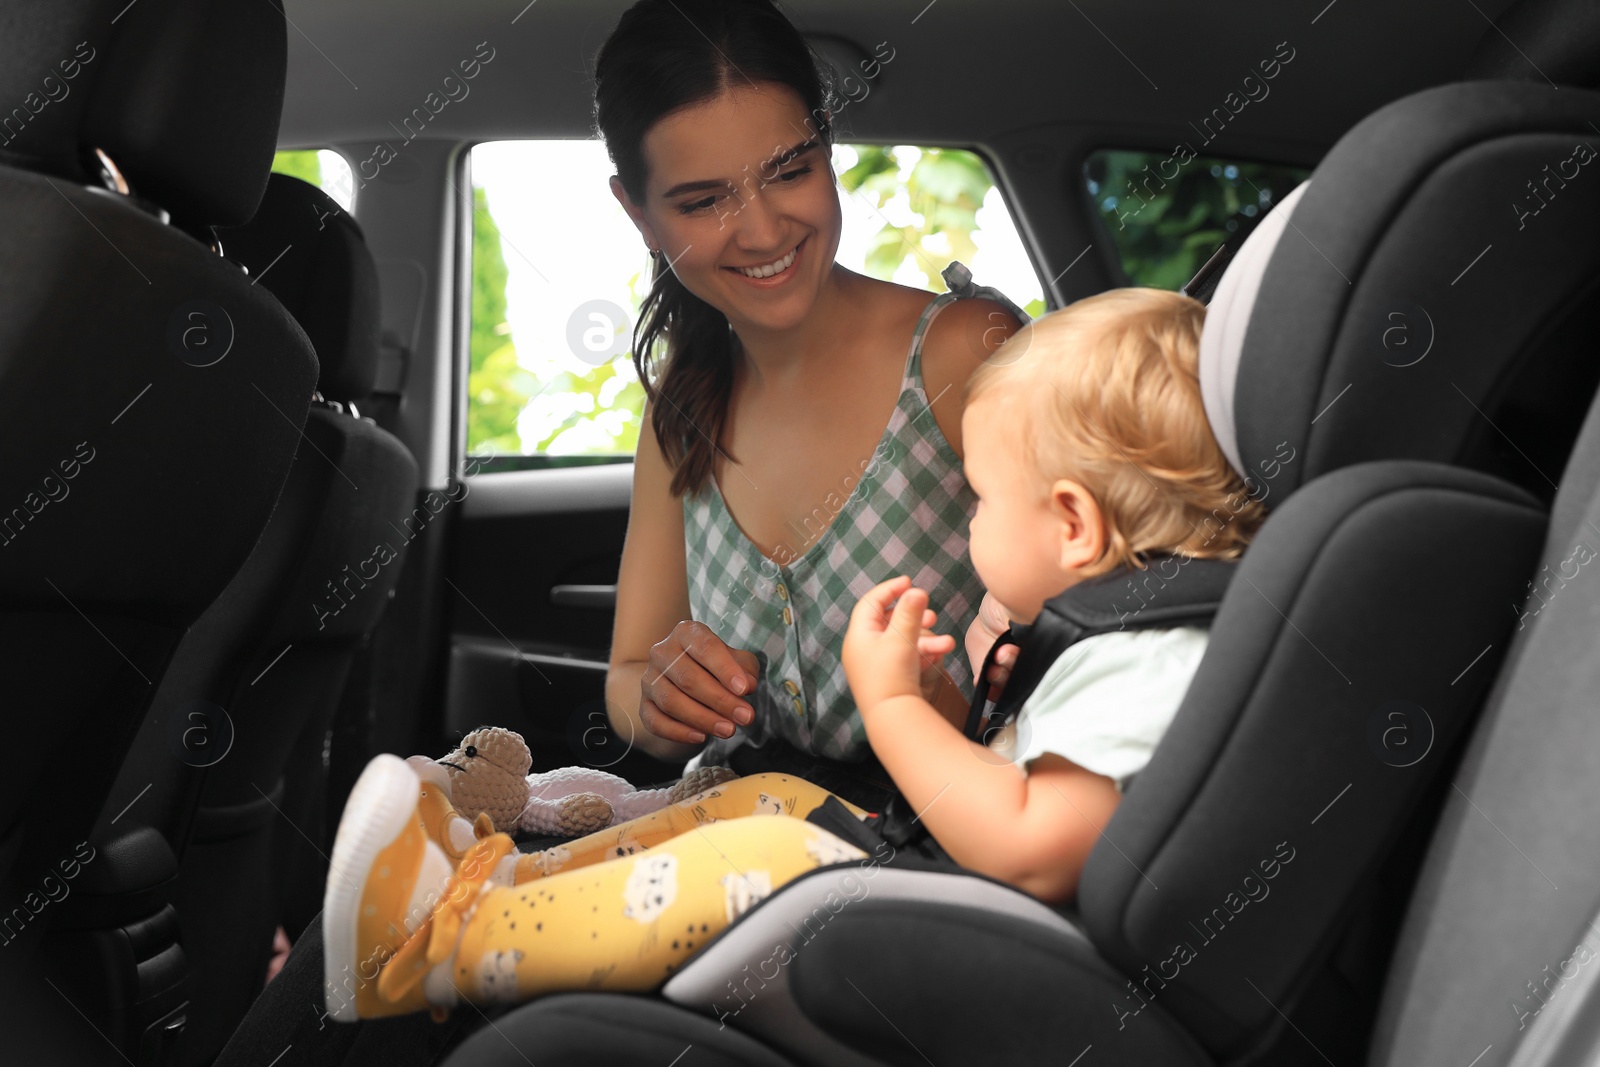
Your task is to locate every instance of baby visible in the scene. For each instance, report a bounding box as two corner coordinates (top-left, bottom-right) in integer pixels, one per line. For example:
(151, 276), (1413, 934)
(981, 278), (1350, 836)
(322, 287), (1263, 1022)
(842, 286), (1263, 903)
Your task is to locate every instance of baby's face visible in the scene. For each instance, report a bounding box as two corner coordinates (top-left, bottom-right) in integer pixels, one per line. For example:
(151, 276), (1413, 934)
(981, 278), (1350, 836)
(962, 396), (1082, 624)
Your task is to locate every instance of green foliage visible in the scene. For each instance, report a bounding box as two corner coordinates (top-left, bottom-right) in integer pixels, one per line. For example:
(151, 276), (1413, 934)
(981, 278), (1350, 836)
(466, 186), (645, 459)
(270, 149), (322, 187)
(467, 187), (535, 455)
(1085, 150), (1311, 291)
(837, 146), (993, 291)
(515, 268), (647, 456)
(519, 359), (646, 457)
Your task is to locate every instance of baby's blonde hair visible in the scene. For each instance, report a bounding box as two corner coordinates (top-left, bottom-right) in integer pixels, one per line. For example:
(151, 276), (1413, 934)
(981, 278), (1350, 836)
(967, 288), (1264, 579)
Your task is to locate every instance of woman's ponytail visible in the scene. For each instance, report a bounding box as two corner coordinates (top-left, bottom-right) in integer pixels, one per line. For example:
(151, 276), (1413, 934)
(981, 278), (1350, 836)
(632, 253), (736, 498)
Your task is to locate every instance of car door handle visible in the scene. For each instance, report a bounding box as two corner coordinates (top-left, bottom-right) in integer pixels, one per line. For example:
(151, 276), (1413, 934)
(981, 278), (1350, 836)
(550, 584), (618, 610)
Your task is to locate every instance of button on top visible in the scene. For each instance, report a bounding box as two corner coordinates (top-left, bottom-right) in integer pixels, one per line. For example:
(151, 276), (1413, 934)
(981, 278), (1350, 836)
(783, 679), (800, 696)
(776, 583), (789, 600)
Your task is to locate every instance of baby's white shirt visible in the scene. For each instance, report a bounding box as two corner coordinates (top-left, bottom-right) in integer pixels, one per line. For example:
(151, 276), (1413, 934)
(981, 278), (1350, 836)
(988, 626), (1209, 792)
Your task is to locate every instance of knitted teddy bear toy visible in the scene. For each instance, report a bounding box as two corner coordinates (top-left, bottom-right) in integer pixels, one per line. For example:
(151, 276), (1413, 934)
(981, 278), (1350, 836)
(405, 725), (741, 839)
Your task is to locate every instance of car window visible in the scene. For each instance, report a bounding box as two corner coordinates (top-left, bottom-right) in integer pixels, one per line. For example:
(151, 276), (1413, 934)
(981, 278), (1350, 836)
(1083, 148), (1311, 290)
(465, 141), (1046, 471)
(270, 149), (355, 212)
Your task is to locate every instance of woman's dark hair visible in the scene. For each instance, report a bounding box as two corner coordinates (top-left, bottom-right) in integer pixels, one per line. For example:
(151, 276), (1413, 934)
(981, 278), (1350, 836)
(595, 0), (833, 497)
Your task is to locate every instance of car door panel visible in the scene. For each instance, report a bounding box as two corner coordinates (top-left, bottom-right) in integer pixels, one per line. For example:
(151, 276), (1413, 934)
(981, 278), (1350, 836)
(446, 463), (680, 783)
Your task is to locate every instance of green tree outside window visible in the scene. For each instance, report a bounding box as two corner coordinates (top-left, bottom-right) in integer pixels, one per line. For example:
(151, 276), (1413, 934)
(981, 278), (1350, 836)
(270, 149), (322, 187)
(1084, 149), (1311, 291)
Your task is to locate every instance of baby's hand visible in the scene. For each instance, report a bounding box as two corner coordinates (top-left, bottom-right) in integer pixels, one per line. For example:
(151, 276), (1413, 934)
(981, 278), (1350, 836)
(843, 576), (957, 712)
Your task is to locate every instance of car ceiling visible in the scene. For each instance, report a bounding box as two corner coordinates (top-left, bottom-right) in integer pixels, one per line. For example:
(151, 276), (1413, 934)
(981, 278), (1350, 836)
(279, 0), (1517, 165)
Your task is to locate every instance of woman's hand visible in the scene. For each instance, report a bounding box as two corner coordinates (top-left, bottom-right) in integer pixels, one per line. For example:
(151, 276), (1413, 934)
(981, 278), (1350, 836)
(843, 576), (957, 712)
(966, 592), (1019, 701)
(981, 644), (1019, 702)
(639, 621), (762, 746)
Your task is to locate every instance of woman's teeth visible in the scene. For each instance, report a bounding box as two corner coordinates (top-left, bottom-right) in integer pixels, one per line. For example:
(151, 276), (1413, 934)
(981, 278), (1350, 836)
(736, 245), (798, 278)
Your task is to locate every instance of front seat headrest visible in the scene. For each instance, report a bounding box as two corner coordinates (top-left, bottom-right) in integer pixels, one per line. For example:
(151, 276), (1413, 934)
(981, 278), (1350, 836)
(218, 174), (381, 403)
(1463, 0), (1600, 89)
(81, 0), (286, 227)
(0, 2), (112, 179)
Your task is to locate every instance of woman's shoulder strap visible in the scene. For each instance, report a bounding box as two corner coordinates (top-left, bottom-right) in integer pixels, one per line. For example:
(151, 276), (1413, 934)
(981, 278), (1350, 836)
(901, 261), (1033, 387)
(939, 261), (1034, 326)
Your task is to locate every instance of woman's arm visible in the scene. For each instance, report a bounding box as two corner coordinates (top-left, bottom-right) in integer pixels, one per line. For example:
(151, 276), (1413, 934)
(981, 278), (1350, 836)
(920, 297), (1023, 461)
(607, 403), (762, 763)
(607, 405), (701, 763)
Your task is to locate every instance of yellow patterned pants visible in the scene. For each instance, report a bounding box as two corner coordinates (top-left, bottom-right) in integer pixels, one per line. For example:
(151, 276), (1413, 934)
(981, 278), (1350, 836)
(443, 773), (876, 1004)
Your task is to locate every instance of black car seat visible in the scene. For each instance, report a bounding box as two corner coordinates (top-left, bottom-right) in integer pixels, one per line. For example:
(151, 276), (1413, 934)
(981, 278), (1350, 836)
(1366, 298), (1600, 1067)
(79, 171), (421, 1066)
(220, 171), (421, 961)
(1461, 0), (1600, 89)
(436, 76), (1600, 1066)
(0, 0), (317, 1060)
(1361, 1), (1600, 1063)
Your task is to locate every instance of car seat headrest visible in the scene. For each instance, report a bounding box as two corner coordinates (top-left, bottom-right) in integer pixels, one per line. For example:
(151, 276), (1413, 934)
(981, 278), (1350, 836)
(0, 3), (111, 180)
(217, 174), (381, 404)
(1463, 0), (1600, 89)
(1199, 182), (1310, 485)
(81, 0), (286, 228)
(1196, 80), (1600, 507)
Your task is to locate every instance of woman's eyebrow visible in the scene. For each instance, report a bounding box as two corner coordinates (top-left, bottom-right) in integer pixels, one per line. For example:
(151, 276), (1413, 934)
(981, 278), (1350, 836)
(763, 138), (818, 170)
(658, 139), (821, 199)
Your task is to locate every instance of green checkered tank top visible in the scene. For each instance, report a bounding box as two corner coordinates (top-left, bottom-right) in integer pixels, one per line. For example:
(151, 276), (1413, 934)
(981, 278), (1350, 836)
(681, 286), (989, 769)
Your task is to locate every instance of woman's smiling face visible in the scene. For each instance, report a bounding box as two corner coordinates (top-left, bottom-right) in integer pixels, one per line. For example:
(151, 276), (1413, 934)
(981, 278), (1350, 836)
(622, 82), (842, 335)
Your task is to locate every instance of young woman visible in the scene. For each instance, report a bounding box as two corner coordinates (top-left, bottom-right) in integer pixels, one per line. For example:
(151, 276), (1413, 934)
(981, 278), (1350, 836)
(597, 0), (1020, 803)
